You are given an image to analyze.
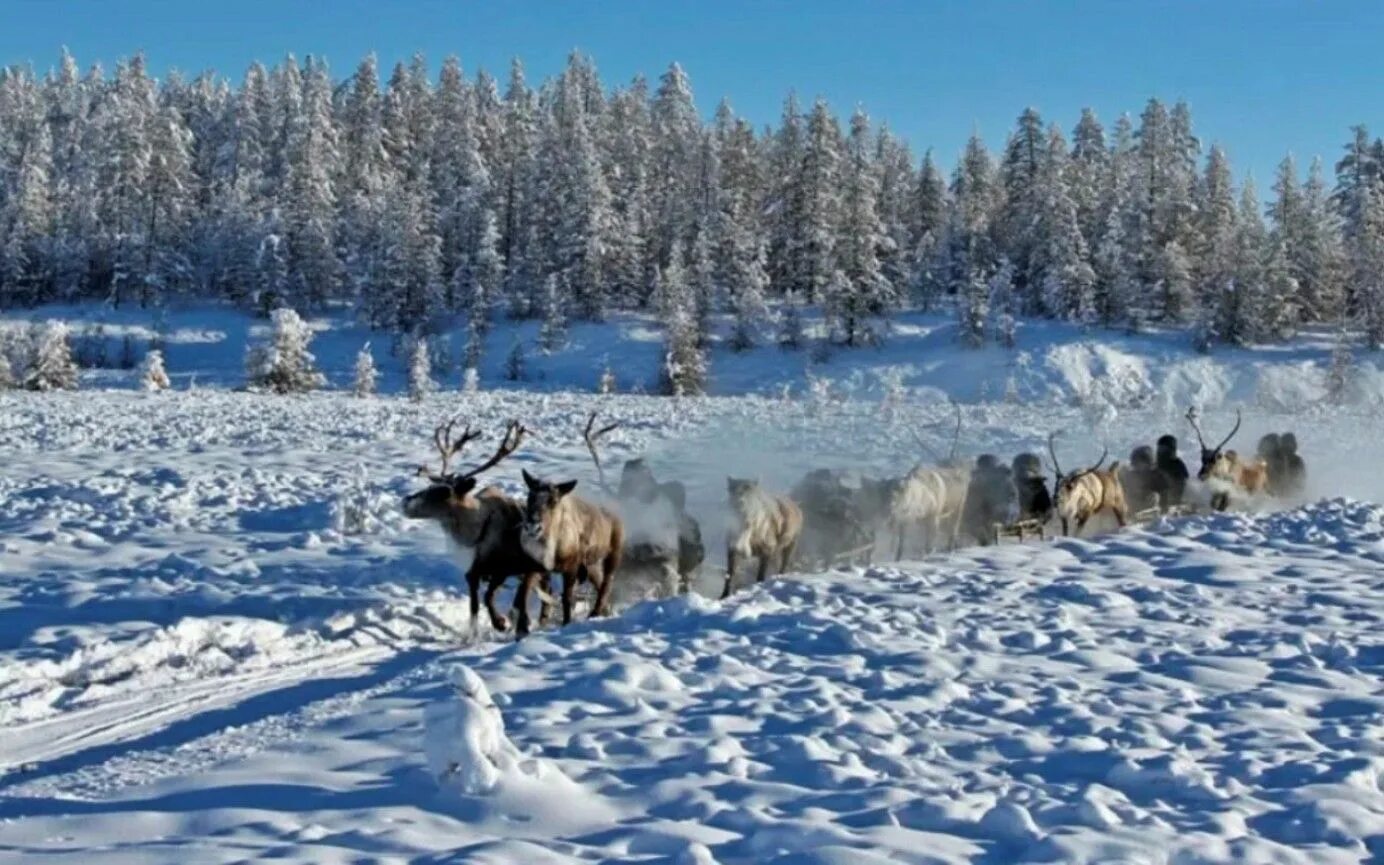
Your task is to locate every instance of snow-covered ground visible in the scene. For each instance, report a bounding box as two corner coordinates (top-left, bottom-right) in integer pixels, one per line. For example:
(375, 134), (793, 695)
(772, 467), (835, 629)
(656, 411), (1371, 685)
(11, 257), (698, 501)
(3, 308), (1384, 862)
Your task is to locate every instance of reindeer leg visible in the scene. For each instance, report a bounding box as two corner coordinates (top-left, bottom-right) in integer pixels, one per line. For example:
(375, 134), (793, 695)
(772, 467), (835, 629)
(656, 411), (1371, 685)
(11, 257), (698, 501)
(779, 541), (796, 575)
(561, 570), (577, 625)
(755, 554), (769, 584)
(483, 575), (508, 632)
(590, 563), (612, 617)
(1061, 517), (1070, 537)
(465, 569), (482, 627)
(514, 573), (535, 639)
(894, 523), (906, 561)
(722, 548), (737, 599)
(1075, 515), (1090, 536)
(1113, 506), (1128, 528)
(537, 573), (555, 626)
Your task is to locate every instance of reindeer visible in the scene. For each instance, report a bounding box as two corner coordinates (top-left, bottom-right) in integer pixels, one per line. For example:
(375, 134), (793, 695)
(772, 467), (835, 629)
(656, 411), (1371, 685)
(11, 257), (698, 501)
(884, 407), (971, 558)
(402, 418), (550, 635)
(1121, 445), (1164, 514)
(791, 468), (892, 567)
(585, 414), (704, 596)
(1155, 434), (1190, 509)
(519, 418), (625, 632)
(1278, 432), (1307, 499)
(1186, 408), (1268, 510)
(723, 477), (803, 599)
(1048, 433), (1129, 536)
(961, 454), (1017, 545)
(1012, 452), (1054, 526)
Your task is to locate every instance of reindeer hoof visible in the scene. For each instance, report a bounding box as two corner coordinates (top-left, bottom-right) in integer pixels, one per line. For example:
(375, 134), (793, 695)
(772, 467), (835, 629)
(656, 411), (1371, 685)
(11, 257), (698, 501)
(493, 615), (511, 633)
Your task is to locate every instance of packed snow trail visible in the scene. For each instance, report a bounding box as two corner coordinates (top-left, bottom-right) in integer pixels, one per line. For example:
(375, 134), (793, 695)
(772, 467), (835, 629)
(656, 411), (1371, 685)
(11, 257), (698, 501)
(3, 501), (1383, 864)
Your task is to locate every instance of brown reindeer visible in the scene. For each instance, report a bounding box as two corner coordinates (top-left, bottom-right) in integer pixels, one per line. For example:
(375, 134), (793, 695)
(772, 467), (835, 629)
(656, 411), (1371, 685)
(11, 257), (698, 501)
(1048, 433), (1129, 536)
(724, 478), (803, 599)
(1186, 408), (1268, 510)
(402, 418), (552, 635)
(519, 421), (625, 629)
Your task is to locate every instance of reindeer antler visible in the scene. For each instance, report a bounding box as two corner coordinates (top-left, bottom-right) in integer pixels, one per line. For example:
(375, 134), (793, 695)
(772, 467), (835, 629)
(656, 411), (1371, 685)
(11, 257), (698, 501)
(914, 404), (963, 465)
(1185, 407), (1208, 450)
(1214, 409), (1242, 452)
(584, 411), (620, 493)
(456, 420), (529, 480)
(418, 416), (483, 481)
(910, 429), (945, 463)
(1047, 431), (1064, 479)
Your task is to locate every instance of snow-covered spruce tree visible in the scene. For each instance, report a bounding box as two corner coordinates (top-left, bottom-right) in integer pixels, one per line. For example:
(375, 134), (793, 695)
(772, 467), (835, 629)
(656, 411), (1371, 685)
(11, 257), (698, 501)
(245, 307), (325, 394)
(1326, 321), (1356, 403)
(139, 349), (170, 391)
(779, 289), (805, 351)
(1034, 125), (1095, 322)
(598, 362), (616, 394)
(659, 250), (707, 396)
(958, 268), (989, 348)
(352, 343), (379, 397)
(727, 232), (769, 352)
(408, 337), (434, 402)
(462, 365), (480, 394)
(504, 337), (526, 382)
(1356, 179), (1384, 349)
(988, 259), (1018, 347)
(832, 108), (895, 346)
(538, 273), (567, 353)
(23, 321), (79, 391)
(0, 351), (15, 389)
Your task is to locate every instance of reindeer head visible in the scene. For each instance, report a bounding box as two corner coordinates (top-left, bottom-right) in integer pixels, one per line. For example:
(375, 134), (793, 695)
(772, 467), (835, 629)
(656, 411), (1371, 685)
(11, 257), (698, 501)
(912, 403), (965, 467)
(1130, 445), (1154, 471)
(521, 469), (578, 546)
(402, 418), (527, 540)
(727, 477), (760, 509)
(1186, 408), (1241, 481)
(618, 457), (659, 503)
(1047, 432), (1107, 516)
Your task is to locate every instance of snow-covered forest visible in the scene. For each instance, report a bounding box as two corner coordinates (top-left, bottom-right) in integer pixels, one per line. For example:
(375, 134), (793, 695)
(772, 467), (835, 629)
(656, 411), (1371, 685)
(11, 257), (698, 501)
(2, 49), (1384, 358)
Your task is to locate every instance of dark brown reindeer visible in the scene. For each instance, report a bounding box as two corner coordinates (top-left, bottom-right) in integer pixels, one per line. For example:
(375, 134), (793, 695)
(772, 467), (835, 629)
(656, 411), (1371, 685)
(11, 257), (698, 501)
(402, 418), (552, 635)
(519, 413), (625, 630)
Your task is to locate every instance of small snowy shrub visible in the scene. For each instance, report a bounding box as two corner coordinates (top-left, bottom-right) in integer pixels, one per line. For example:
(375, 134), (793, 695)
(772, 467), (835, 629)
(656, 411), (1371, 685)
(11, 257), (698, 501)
(139, 349), (170, 391)
(424, 666), (523, 795)
(25, 320), (79, 391)
(331, 472), (399, 535)
(245, 308), (325, 394)
(408, 338), (434, 402)
(352, 343), (378, 397)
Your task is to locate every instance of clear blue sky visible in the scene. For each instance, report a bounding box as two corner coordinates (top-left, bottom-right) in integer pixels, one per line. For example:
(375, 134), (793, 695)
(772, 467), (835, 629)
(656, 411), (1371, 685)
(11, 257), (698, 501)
(3, 1), (1380, 185)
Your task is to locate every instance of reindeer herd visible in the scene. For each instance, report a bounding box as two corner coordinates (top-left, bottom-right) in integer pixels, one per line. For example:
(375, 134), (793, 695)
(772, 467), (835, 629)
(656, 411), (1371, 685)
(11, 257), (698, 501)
(402, 407), (1309, 640)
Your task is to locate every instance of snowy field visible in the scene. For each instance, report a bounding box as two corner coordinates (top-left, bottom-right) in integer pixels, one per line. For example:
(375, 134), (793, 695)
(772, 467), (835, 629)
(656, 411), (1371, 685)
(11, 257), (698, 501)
(3, 310), (1384, 862)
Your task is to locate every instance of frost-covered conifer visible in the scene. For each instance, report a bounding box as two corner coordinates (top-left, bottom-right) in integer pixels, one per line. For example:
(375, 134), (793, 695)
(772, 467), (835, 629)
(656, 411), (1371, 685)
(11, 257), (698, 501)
(352, 343), (378, 397)
(504, 338), (526, 382)
(245, 308), (325, 393)
(25, 320), (80, 390)
(408, 337), (434, 401)
(139, 349), (170, 391)
(538, 273), (567, 353)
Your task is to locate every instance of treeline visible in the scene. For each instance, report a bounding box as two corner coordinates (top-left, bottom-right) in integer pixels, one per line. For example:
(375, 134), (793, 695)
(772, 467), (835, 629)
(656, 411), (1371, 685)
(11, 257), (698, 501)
(2, 49), (1384, 358)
